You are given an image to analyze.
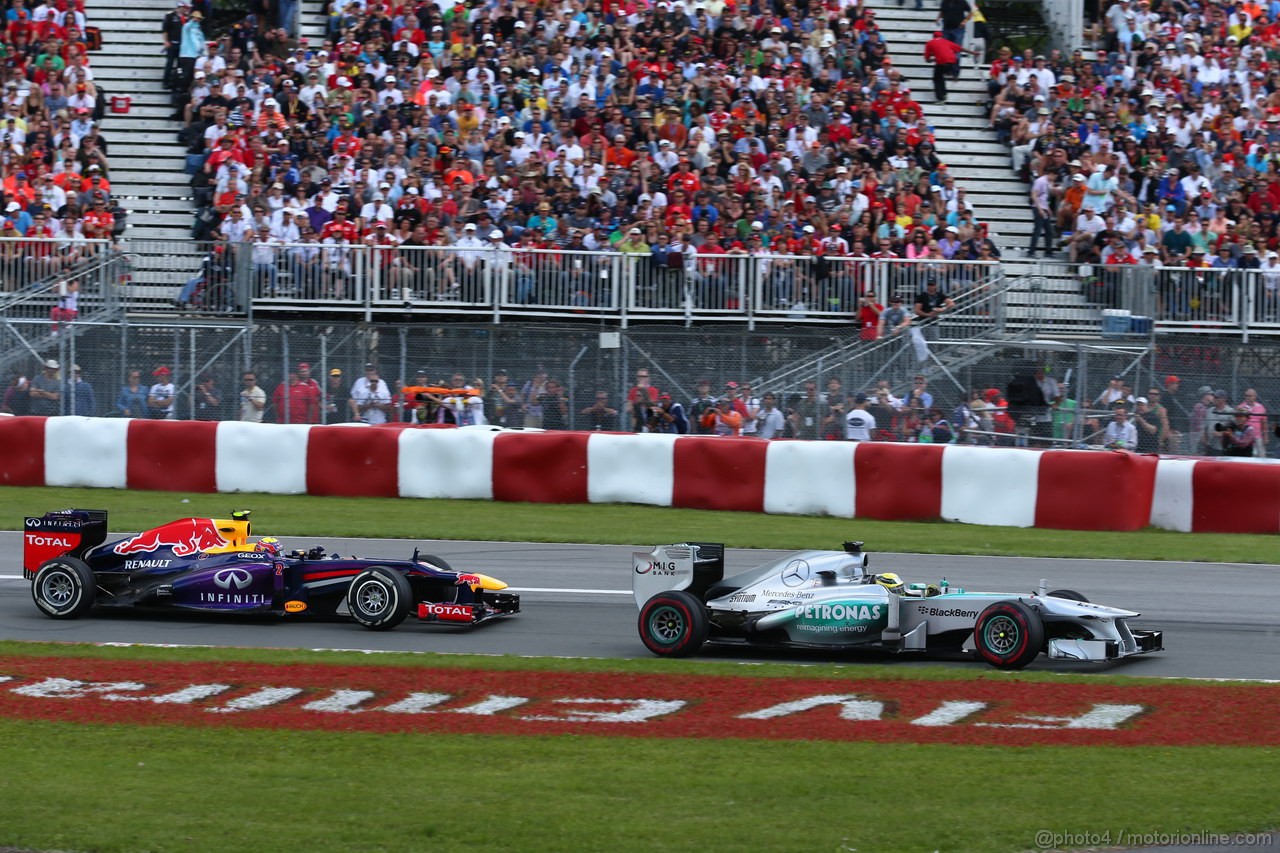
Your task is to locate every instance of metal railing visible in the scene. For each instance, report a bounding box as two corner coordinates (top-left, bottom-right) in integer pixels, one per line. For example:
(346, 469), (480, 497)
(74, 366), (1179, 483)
(754, 258), (1012, 394)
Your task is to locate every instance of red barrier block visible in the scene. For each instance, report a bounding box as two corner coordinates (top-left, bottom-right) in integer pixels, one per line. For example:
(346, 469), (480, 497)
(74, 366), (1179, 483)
(126, 420), (219, 493)
(1036, 450), (1158, 531)
(492, 432), (589, 504)
(672, 437), (767, 513)
(0, 416), (46, 486)
(854, 443), (944, 520)
(306, 426), (401, 498)
(1191, 460), (1280, 534)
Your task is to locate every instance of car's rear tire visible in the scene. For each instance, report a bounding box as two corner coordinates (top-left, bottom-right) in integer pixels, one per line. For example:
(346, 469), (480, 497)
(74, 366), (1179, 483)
(347, 567), (411, 631)
(1047, 589), (1088, 603)
(32, 558), (96, 619)
(974, 600), (1045, 670)
(638, 590), (708, 657)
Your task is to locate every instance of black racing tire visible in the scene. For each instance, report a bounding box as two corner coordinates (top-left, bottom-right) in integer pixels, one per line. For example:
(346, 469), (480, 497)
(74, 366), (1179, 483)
(638, 590), (708, 658)
(346, 567), (411, 631)
(418, 554), (454, 572)
(974, 600), (1045, 670)
(32, 558), (96, 619)
(1047, 589), (1088, 603)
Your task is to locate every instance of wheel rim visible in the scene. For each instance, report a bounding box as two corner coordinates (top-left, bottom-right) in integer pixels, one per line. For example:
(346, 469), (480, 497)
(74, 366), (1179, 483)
(647, 604), (686, 645)
(983, 615), (1019, 655)
(355, 580), (389, 615)
(41, 571), (74, 607)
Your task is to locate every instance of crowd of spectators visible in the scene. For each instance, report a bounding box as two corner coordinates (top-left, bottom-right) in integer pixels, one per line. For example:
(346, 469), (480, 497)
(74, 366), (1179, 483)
(0, 0), (118, 291)
(5, 357), (1270, 454)
(1007, 0), (1280, 310)
(164, 0), (1008, 313)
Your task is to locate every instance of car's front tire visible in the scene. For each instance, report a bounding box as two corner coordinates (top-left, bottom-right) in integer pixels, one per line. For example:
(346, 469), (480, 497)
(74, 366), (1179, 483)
(1047, 589), (1088, 603)
(32, 558), (96, 619)
(974, 600), (1045, 670)
(638, 590), (708, 657)
(347, 567), (411, 630)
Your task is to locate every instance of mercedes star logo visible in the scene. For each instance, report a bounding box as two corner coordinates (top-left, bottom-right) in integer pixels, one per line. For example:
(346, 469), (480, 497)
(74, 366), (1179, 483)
(781, 559), (811, 588)
(213, 568), (253, 590)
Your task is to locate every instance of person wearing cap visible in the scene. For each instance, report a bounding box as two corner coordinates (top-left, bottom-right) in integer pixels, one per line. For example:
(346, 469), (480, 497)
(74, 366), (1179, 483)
(1235, 389), (1269, 457)
(923, 30), (981, 104)
(191, 371), (224, 422)
(1218, 405), (1259, 457)
(321, 369), (347, 423)
(273, 364), (321, 424)
(349, 363), (392, 424)
(877, 293), (911, 338)
(28, 358), (62, 416)
(177, 7), (206, 91)
(1262, 249), (1280, 322)
(649, 393), (689, 435)
(147, 366), (177, 420)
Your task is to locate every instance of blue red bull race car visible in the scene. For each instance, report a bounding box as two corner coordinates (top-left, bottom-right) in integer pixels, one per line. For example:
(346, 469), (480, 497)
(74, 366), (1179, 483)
(23, 509), (519, 630)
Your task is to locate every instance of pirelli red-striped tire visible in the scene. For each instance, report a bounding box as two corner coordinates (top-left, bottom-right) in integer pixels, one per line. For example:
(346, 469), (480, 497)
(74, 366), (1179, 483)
(974, 600), (1045, 670)
(638, 590), (708, 658)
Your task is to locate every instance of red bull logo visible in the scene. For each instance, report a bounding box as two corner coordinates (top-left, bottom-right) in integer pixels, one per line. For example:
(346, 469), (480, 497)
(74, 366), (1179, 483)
(113, 520), (228, 558)
(454, 573), (482, 586)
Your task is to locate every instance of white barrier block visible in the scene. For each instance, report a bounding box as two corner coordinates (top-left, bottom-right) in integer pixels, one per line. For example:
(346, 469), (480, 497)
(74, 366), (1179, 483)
(586, 433), (679, 507)
(44, 416), (130, 488)
(941, 446), (1040, 527)
(1149, 458), (1196, 532)
(398, 428), (498, 499)
(763, 440), (856, 517)
(215, 422), (311, 494)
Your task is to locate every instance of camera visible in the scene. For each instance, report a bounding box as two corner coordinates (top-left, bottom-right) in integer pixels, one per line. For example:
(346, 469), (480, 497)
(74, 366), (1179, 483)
(1213, 422), (1232, 432)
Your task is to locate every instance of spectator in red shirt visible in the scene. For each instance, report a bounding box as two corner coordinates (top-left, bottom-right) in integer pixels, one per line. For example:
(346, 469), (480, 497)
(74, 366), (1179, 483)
(273, 366), (321, 423)
(923, 31), (980, 105)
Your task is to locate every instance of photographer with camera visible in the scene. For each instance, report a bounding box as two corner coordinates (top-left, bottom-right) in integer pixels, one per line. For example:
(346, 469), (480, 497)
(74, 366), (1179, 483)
(1216, 407), (1259, 458)
(649, 394), (689, 435)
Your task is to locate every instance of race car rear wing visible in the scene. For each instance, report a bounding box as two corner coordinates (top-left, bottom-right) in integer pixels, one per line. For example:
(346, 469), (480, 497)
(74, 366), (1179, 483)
(23, 509), (109, 579)
(633, 542), (725, 609)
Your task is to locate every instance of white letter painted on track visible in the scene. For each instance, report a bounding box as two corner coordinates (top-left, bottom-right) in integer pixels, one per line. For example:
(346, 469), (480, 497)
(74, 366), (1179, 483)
(448, 695), (530, 716)
(521, 698), (687, 723)
(205, 687), (305, 713)
(379, 692), (453, 714)
(975, 703), (1148, 730)
(302, 690), (378, 713)
(104, 684), (233, 704)
(11, 678), (147, 699)
(738, 694), (885, 721)
(910, 701), (989, 727)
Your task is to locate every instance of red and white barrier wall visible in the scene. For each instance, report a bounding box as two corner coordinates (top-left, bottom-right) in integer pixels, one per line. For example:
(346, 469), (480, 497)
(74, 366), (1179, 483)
(1, 417), (1276, 533)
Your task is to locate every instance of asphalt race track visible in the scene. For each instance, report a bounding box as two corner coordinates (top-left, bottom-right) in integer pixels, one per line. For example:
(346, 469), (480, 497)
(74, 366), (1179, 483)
(2, 531), (1277, 680)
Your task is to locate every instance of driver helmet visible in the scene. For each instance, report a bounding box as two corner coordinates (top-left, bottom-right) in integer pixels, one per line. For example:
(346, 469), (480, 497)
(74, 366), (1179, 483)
(255, 537), (281, 556)
(874, 572), (904, 594)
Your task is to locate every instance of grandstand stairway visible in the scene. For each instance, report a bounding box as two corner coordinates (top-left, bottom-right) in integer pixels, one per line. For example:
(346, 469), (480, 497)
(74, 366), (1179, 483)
(84, 0), (191, 243)
(866, 1), (1100, 336)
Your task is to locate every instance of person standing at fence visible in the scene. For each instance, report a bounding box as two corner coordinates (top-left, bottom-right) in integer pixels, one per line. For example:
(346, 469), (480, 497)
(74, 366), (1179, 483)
(1218, 407), (1259, 458)
(581, 391), (619, 431)
(322, 369), (345, 423)
(28, 360), (61, 416)
(754, 393), (787, 439)
(147, 366), (177, 419)
(61, 361), (94, 414)
(239, 371), (266, 422)
(1103, 405), (1137, 451)
(349, 363), (392, 424)
(274, 366), (320, 424)
(627, 368), (661, 433)
(191, 373), (224, 421)
(1237, 389), (1269, 458)
(114, 369), (147, 418)
(539, 380), (568, 431)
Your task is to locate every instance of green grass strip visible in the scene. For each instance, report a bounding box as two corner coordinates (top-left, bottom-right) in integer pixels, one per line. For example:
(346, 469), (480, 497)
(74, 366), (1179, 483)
(0, 639), (1260, 689)
(2, 485), (1275, 563)
(0, 718), (1275, 853)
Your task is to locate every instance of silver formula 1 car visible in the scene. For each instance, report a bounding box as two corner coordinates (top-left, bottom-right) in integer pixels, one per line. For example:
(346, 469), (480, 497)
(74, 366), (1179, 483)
(633, 542), (1162, 669)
